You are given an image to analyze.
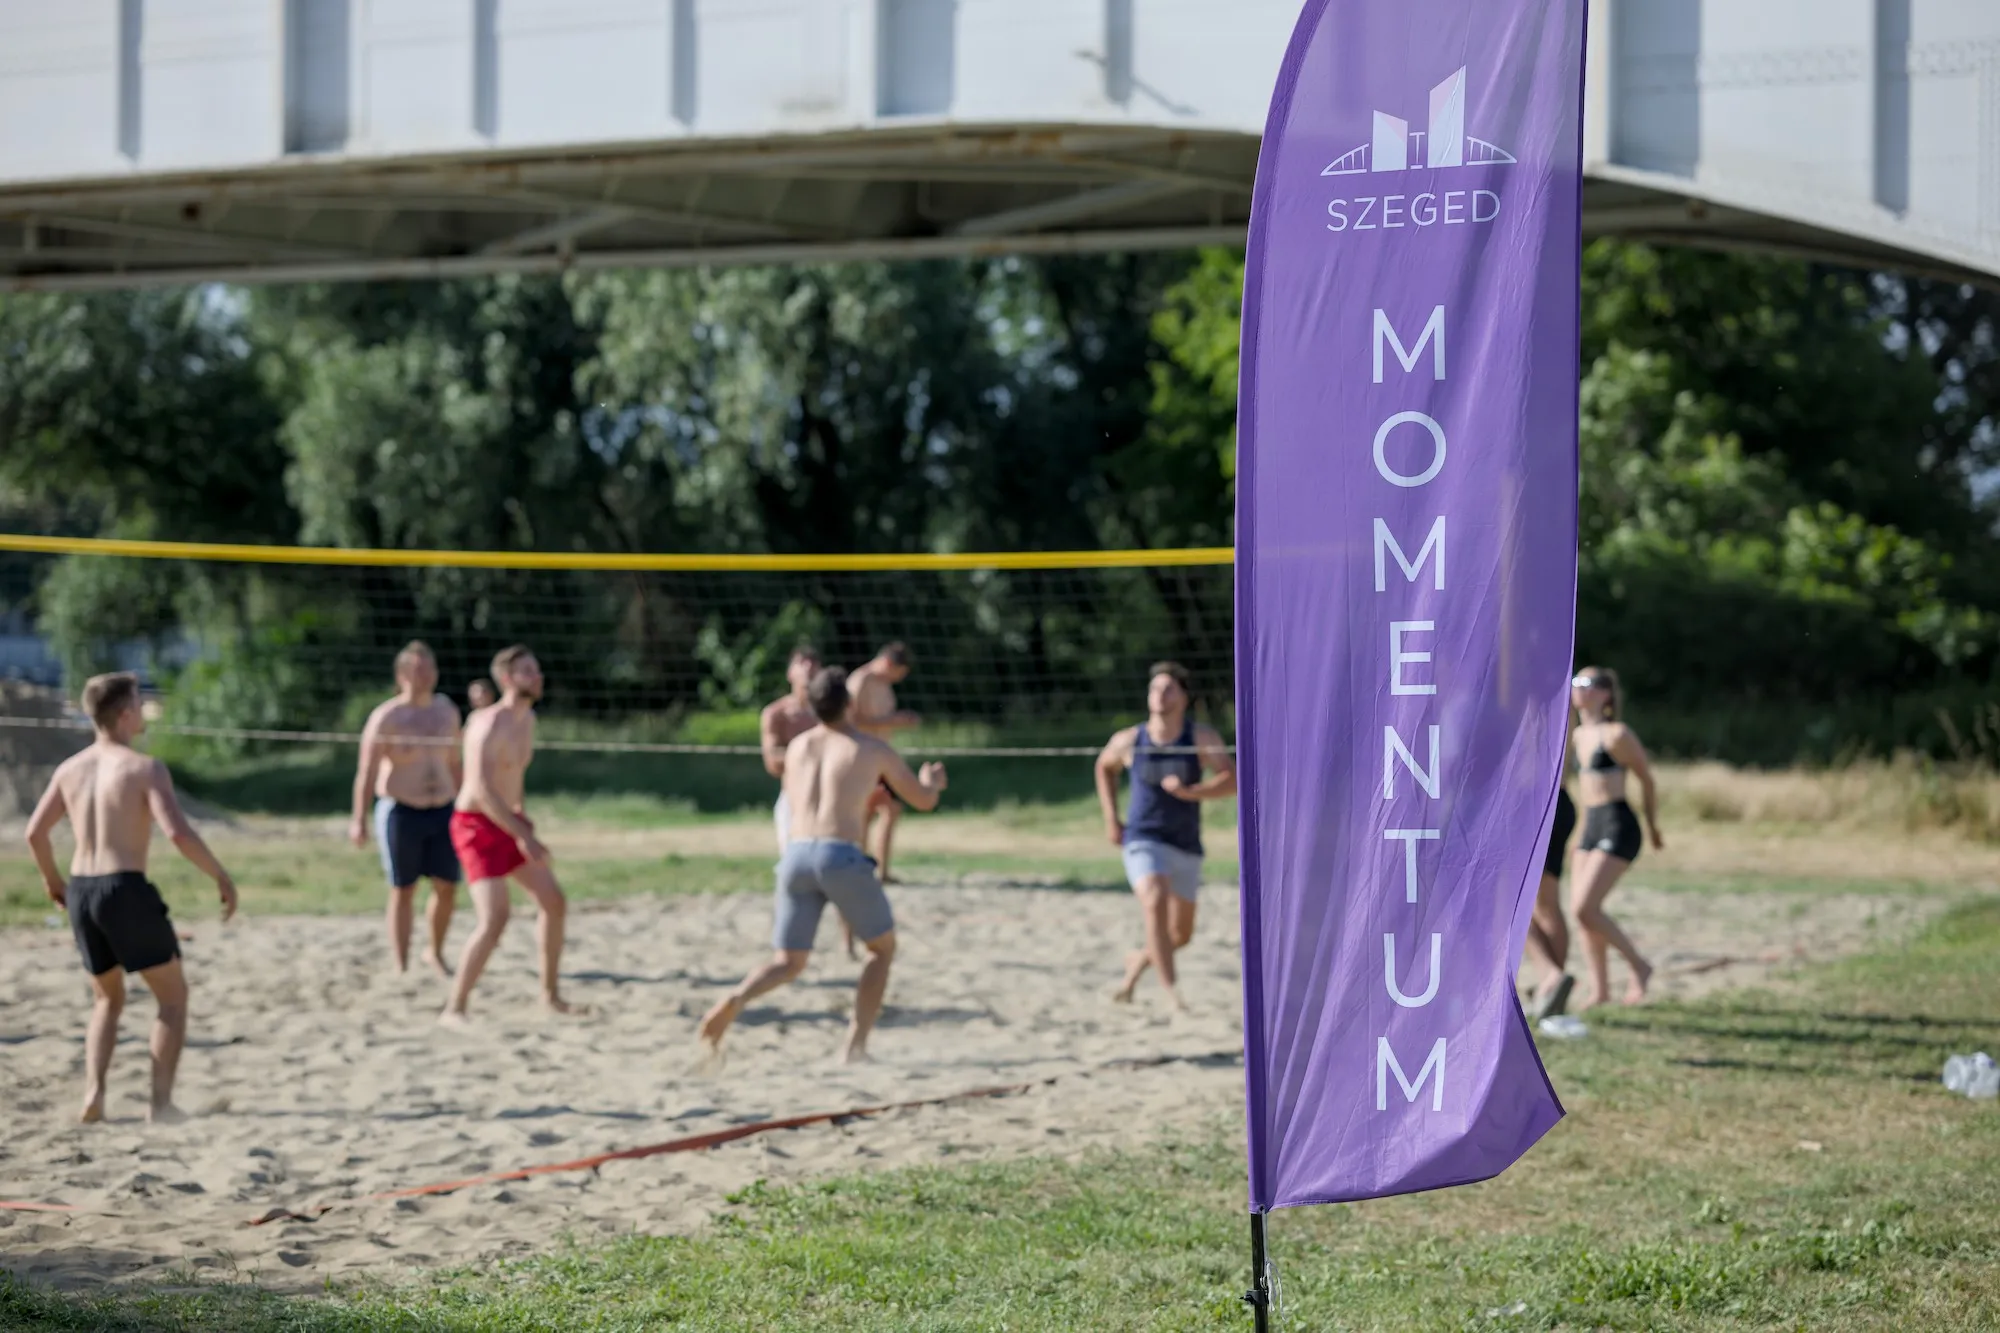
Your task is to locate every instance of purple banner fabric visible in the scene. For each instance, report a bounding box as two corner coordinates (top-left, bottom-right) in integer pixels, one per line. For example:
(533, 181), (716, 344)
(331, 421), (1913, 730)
(1235, 0), (1586, 1210)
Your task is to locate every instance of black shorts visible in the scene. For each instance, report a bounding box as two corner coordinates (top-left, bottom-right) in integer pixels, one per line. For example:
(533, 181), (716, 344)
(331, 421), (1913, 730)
(1579, 800), (1643, 863)
(67, 872), (179, 977)
(374, 799), (462, 888)
(1543, 787), (1576, 880)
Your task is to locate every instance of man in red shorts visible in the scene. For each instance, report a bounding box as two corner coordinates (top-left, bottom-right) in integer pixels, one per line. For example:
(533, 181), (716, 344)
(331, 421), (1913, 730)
(441, 645), (579, 1023)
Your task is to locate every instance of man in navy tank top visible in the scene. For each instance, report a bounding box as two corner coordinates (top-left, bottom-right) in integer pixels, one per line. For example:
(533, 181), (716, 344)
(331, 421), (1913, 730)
(1094, 661), (1236, 1010)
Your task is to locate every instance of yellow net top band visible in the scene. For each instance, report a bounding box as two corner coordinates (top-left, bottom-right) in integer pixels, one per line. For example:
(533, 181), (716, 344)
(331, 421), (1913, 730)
(0, 533), (1235, 573)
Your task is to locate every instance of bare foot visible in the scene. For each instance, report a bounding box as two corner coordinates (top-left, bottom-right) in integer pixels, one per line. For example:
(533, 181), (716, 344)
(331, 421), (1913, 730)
(148, 1103), (188, 1126)
(1574, 989), (1609, 1013)
(78, 1093), (105, 1125)
(697, 995), (743, 1052)
(1162, 987), (1190, 1015)
(839, 1043), (873, 1066)
(544, 995), (589, 1017)
(1622, 958), (1654, 1005)
(438, 1008), (471, 1029)
(1110, 984), (1136, 1004)
(423, 949), (453, 979)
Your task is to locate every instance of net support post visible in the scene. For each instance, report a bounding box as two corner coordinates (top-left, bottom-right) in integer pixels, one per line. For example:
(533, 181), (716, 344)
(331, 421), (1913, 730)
(1243, 1209), (1271, 1331)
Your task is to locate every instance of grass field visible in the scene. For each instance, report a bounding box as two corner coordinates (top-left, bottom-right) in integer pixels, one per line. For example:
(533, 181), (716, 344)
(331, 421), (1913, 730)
(3, 890), (1997, 1329)
(4, 761), (1998, 1329)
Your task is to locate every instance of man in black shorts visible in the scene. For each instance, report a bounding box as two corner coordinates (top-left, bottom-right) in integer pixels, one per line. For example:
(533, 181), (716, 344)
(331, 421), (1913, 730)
(25, 673), (238, 1123)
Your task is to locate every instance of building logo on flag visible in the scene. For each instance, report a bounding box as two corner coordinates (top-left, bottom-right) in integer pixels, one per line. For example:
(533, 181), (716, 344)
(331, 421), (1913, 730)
(1322, 68), (1517, 176)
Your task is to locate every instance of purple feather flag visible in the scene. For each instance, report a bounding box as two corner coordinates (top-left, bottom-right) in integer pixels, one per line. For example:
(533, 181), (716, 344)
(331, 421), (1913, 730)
(1235, 0), (1587, 1210)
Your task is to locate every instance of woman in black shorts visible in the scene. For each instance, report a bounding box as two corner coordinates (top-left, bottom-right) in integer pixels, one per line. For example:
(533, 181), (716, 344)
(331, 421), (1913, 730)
(1525, 782), (1576, 1019)
(1569, 667), (1660, 1009)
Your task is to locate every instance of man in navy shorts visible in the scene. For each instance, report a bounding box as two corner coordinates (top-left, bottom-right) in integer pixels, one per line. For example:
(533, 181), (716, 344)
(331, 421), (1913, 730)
(350, 642), (463, 974)
(26, 672), (238, 1124)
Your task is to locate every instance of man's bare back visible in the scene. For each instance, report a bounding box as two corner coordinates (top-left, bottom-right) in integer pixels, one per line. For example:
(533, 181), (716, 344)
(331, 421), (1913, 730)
(366, 696), (459, 807)
(46, 744), (173, 878)
(783, 726), (940, 843)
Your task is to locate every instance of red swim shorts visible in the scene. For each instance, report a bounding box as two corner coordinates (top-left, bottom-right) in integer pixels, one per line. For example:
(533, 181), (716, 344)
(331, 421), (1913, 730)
(450, 810), (531, 883)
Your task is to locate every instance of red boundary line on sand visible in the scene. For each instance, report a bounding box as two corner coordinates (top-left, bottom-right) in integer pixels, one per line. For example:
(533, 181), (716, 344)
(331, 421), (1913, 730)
(243, 1079), (1048, 1227)
(0, 1201), (86, 1214)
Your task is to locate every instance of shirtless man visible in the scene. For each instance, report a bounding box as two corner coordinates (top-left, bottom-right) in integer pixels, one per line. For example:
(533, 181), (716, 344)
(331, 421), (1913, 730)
(24, 673), (238, 1124)
(847, 643), (919, 885)
(1095, 662), (1235, 1011)
(759, 645), (822, 851)
(440, 645), (577, 1022)
(349, 641), (462, 975)
(698, 666), (946, 1065)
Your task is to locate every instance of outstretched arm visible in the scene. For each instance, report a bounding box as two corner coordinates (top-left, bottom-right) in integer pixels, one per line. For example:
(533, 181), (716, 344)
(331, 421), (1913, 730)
(148, 762), (237, 920)
(1095, 730), (1132, 845)
(881, 749), (947, 813)
(350, 709), (385, 847)
(1163, 725), (1238, 802)
(1613, 727), (1663, 849)
(25, 778), (67, 906)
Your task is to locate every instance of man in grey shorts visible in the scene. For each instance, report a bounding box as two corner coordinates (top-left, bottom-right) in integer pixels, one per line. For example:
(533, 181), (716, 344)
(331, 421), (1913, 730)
(698, 666), (947, 1065)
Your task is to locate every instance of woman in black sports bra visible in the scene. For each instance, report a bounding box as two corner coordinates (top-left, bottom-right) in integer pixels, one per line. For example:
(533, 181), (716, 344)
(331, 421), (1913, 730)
(1568, 667), (1659, 1009)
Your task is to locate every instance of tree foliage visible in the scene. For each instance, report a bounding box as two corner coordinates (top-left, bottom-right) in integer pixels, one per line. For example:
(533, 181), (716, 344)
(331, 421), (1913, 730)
(1, 242), (1996, 758)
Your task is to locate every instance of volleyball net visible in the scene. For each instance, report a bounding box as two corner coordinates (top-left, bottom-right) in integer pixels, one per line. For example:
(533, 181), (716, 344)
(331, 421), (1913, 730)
(0, 536), (1235, 760)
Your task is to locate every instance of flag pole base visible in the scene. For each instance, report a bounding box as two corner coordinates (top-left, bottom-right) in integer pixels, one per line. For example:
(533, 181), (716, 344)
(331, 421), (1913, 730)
(1243, 1210), (1272, 1331)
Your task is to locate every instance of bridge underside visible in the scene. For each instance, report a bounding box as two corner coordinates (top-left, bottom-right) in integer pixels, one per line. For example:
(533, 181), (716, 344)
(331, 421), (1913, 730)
(0, 125), (1991, 291)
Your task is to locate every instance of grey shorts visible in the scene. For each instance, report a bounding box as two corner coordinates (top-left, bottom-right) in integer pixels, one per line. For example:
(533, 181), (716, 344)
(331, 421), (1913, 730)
(1123, 839), (1203, 904)
(773, 839), (894, 952)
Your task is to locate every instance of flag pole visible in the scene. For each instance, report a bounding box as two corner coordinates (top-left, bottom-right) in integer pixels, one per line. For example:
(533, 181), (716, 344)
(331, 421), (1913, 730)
(1243, 1210), (1272, 1330)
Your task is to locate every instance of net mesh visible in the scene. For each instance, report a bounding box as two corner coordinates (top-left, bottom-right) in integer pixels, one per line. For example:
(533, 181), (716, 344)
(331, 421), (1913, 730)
(0, 544), (1235, 756)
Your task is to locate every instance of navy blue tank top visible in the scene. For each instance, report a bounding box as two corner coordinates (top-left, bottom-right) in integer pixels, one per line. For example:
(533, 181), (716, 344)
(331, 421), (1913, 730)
(1125, 720), (1203, 856)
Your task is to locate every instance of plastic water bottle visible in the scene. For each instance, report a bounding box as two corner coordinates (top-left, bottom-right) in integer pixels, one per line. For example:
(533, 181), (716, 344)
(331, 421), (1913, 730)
(1944, 1052), (1998, 1099)
(1538, 1015), (1589, 1040)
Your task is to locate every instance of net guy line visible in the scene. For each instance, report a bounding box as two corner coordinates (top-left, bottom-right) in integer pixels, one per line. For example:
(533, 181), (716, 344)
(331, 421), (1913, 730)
(0, 715), (1230, 759)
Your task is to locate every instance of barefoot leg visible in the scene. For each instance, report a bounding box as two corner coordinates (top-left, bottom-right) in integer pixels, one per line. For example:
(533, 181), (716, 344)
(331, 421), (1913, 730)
(842, 931), (896, 1063)
(1112, 949), (1149, 1003)
(1526, 872), (1570, 999)
(443, 879), (510, 1020)
(424, 878), (456, 976)
(699, 951), (810, 1051)
(1570, 851), (1646, 1010)
(81, 968), (124, 1123)
(515, 863), (573, 1012)
(137, 958), (189, 1121)
(386, 885), (416, 973)
(1133, 876), (1188, 1010)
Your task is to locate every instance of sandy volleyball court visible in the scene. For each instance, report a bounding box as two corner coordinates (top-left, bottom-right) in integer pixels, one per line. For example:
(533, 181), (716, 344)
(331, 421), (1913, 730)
(0, 868), (1959, 1291)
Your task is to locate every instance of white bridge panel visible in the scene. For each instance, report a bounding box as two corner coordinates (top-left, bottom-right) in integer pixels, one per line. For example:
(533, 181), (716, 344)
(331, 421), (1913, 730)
(353, 0), (475, 152)
(495, 0), (676, 144)
(0, 0), (1993, 288)
(137, 0), (282, 168)
(0, 2), (123, 178)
